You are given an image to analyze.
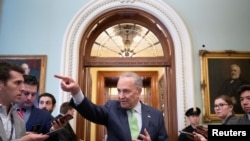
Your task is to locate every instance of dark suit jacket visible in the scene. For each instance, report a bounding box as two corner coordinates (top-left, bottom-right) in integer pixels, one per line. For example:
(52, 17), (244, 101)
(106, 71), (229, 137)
(26, 106), (53, 134)
(222, 114), (239, 125)
(58, 123), (77, 141)
(70, 98), (168, 141)
(237, 114), (250, 125)
(219, 78), (248, 97)
(178, 125), (195, 141)
(219, 78), (249, 113)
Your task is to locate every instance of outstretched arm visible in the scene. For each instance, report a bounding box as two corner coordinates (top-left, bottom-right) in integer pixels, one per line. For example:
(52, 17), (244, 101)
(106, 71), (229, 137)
(54, 74), (80, 95)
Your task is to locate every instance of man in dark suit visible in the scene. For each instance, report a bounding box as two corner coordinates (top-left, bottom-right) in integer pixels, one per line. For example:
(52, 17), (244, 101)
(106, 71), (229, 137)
(17, 75), (53, 134)
(57, 102), (78, 141)
(219, 64), (249, 114)
(20, 62), (40, 107)
(236, 84), (250, 125)
(55, 72), (168, 141)
(18, 75), (69, 141)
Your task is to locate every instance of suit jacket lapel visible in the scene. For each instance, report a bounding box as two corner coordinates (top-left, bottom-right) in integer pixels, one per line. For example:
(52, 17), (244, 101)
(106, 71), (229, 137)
(26, 106), (35, 128)
(0, 118), (7, 141)
(117, 105), (132, 141)
(140, 103), (151, 133)
(12, 108), (26, 139)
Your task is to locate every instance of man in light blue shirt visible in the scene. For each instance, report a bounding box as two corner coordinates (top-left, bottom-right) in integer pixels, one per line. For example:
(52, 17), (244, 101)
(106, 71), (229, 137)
(0, 61), (49, 141)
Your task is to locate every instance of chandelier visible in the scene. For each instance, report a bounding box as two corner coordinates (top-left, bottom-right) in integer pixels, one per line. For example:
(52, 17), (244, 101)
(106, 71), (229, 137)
(91, 23), (163, 57)
(115, 24), (141, 57)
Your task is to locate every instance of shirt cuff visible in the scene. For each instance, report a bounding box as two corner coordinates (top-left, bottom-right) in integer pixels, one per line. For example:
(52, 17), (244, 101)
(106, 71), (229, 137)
(72, 90), (84, 105)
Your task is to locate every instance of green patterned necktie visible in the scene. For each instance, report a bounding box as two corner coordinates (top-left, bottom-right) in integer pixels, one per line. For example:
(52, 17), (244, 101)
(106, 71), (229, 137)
(129, 109), (139, 139)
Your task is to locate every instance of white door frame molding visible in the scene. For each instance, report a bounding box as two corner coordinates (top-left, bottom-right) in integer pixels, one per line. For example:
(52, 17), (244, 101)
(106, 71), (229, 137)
(61, 0), (195, 132)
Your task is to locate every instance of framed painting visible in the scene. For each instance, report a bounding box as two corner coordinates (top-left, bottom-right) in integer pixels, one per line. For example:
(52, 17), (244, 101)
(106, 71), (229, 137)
(0, 55), (47, 94)
(199, 50), (250, 122)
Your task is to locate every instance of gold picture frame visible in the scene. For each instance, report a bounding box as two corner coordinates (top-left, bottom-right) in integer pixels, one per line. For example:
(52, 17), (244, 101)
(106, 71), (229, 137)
(199, 50), (250, 122)
(0, 55), (47, 94)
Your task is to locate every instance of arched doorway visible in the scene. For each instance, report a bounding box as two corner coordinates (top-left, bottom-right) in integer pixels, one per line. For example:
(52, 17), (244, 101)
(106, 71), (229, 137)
(61, 1), (195, 141)
(77, 8), (177, 141)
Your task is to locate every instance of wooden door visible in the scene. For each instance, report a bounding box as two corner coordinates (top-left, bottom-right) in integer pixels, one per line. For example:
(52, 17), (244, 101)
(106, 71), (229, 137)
(76, 68), (92, 141)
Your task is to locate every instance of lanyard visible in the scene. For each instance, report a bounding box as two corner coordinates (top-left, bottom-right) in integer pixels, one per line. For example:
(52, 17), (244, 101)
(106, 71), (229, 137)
(8, 114), (14, 141)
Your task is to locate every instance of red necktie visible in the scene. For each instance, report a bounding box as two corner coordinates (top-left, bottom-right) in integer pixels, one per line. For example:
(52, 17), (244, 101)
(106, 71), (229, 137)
(17, 108), (24, 120)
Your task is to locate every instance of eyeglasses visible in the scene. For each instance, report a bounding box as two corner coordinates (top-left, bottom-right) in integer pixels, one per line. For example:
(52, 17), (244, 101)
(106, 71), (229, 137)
(213, 103), (228, 108)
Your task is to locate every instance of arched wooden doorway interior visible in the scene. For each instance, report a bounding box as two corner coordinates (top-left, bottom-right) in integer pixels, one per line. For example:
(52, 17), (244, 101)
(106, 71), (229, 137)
(76, 8), (178, 141)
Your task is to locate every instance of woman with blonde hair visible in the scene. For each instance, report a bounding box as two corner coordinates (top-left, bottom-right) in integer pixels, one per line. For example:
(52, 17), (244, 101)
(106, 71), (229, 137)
(214, 94), (239, 124)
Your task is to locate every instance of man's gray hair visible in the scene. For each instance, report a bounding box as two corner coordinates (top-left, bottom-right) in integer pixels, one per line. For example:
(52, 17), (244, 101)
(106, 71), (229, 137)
(119, 72), (143, 88)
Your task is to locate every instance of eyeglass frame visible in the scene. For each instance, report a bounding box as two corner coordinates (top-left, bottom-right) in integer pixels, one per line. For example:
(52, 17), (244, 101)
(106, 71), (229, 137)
(213, 103), (229, 108)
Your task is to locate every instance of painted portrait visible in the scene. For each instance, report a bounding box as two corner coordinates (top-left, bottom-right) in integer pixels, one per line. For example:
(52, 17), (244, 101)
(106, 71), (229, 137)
(0, 55), (47, 93)
(200, 50), (250, 122)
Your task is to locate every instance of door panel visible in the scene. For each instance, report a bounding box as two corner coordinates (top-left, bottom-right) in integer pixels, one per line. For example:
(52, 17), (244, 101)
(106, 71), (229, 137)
(76, 68), (92, 141)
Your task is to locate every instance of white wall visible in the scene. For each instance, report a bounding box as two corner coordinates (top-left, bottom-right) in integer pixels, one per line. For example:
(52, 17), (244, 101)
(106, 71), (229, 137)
(0, 0), (88, 115)
(165, 0), (250, 110)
